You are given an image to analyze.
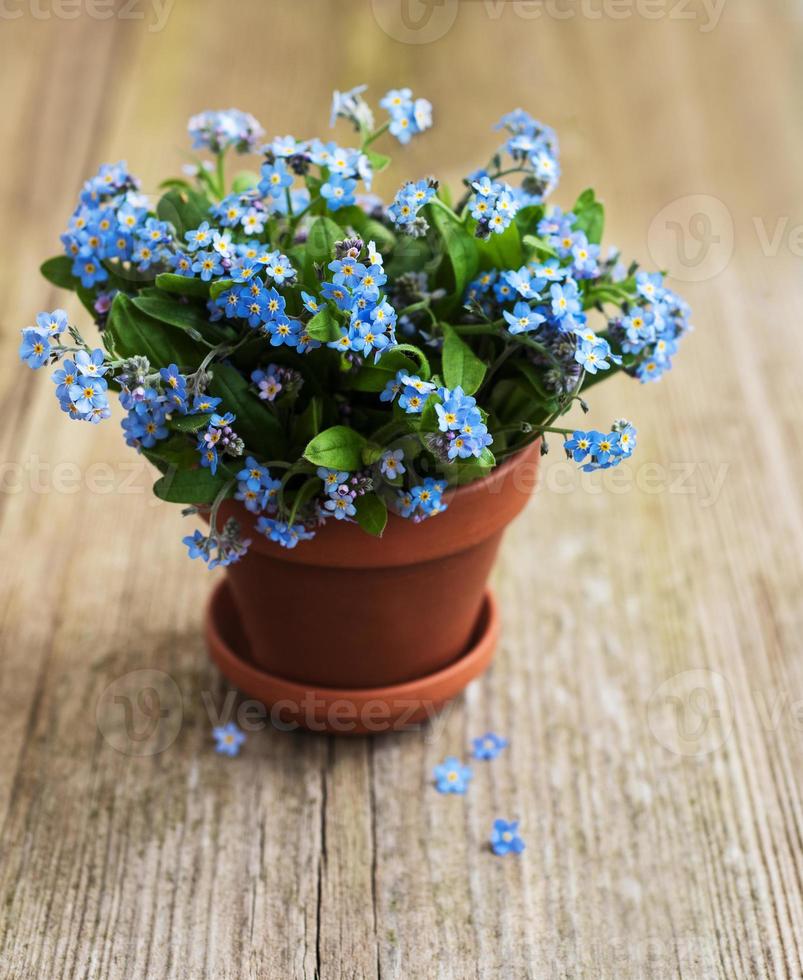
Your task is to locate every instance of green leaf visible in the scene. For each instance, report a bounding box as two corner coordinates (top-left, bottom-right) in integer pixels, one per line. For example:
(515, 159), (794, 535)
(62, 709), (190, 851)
(142, 434), (199, 470)
(365, 149), (391, 174)
(287, 476), (322, 523)
(288, 243), (308, 277)
(132, 294), (234, 345)
(384, 236), (435, 279)
(348, 348), (420, 393)
(487, 377), (556, 429)
(100, 263), (154, 294)
(393, 343), (431, 379)
(303, 425), (367, 471)
(418, 391), (443, 434)
(232, 170), (260, 193)
(450, 447), (496, 485)
(361, 442), (384, 465)
(207, 363), (284, 457)
(511, 360), (550, 400)
(141, 450), (170, 476)
(305, 216), (343, 269)
(155, 272), (210, 300)
(355, 216), (397, 253)
(105, 293), (203, 367)
(76, 285), (100, 318)
(582, 282), (635, 308)
(156, 187), (212, 239)
(573, 188), (605, 245)
(169, 412), (212, 432)
(291, 396), (324, 450)
(158, 178), (194, 192)
(522, 235), (558, 260)
(476, 221), (523, 271)
(305, 306), (341, 342)
(354, 493), (387, 537)
(153, 466), (231, 504)
(513, 204), (545, 237)
(40, 256), (77, 290)
(330, 204), (398, 255)
(436, 447), (496, 487)
(428, 202), (479, 315)
(332, 205), (397, 252)
(441, 325), (486, 395)
(209, 278), (234, 301)
(334, 205), (368, 230)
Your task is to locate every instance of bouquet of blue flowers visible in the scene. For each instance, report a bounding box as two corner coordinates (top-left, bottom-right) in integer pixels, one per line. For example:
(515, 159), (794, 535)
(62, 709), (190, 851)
(21, 86), (690, 568)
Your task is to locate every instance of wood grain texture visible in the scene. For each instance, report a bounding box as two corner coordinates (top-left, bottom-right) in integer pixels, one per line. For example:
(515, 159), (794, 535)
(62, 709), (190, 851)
(1, 1), (802, 977)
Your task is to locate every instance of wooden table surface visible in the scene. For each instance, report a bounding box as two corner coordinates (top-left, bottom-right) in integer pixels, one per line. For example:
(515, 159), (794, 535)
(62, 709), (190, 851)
(1, 2), (802, 977)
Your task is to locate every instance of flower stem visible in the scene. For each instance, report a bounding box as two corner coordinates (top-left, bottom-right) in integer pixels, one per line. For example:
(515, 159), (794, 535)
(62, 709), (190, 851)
(452, 323), (501, 337)
(209, 478), (236, 537)
(428, 195), (462, 222)
(506, 331), (563, 369)
(214, 151), (227, 200)
(478, 344), (515, 395)
(488, 165), (528, 181)
(191, 332), (252, 394)
(283, 194), (321, 248)
(397, 300), (430, 318)
(362, 121), (389, 149)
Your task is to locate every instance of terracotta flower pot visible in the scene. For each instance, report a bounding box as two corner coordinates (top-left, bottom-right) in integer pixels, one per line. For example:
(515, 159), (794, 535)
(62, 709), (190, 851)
(206, 439), (541, 734)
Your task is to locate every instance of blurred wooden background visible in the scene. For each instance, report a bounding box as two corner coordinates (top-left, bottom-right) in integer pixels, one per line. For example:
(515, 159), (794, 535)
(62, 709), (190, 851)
(1, 1), (803, 977)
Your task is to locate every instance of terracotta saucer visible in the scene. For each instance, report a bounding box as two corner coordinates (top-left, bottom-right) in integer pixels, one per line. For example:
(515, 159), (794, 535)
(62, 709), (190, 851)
(205, 580), (499, 736)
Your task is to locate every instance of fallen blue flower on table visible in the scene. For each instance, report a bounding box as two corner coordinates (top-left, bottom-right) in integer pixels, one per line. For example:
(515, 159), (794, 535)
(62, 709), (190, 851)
(471, 732), (508, 760)
(433, 756), (473, 794)
(490, 819), (525, 856)
(213, 722), (245, 757)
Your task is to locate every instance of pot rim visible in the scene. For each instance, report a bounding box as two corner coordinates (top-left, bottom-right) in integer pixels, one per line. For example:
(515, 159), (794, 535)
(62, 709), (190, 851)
(219, 437), (541, 569)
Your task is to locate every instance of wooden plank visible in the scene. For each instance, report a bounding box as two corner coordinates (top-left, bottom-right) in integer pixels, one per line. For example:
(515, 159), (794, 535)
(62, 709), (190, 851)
(1, 1), (802, 978)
